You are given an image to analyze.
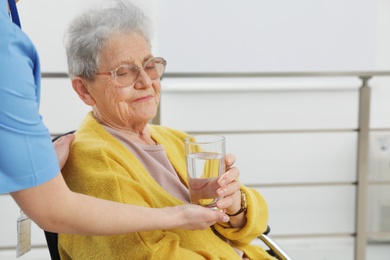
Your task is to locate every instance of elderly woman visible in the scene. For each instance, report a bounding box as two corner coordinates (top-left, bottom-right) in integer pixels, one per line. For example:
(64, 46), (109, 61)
(59, 0), (273, 259)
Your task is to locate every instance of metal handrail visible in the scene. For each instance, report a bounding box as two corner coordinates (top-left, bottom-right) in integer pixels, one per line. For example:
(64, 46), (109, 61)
(163, 71), (390, 78)
(42, 71), (390, 79)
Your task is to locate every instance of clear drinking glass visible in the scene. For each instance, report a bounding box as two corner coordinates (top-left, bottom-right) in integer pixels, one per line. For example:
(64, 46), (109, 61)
(184, 134), (226, 211)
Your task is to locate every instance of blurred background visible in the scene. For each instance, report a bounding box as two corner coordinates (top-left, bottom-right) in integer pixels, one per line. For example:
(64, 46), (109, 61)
(1, 0), (390, 259)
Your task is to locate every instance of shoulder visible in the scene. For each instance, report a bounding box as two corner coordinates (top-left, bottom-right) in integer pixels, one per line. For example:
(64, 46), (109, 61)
(71, 112), (125, 155)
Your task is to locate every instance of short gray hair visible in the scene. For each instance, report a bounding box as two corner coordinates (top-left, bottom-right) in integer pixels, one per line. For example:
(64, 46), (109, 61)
(64, 0), (152, 81)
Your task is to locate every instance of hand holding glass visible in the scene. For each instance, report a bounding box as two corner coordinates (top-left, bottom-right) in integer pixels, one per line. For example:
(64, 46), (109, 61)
(185, 135), (225, 211)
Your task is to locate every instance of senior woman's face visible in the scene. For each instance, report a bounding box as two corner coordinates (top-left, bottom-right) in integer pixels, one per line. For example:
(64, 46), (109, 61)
(87, 32), (161, 128)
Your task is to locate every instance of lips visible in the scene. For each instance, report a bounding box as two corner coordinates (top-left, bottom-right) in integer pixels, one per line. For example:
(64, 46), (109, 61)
(134, 95), (153, 102)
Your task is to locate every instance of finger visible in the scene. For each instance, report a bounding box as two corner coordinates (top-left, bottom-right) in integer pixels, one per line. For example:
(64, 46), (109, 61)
(53, 133), (74, 145)
(216, 179), (241, 197)
(217, 167), (240, 187)
(204, 210), (229, 224)
(62, 133), (75, 144)
(216, 212), (230, 223)
(216, 192), (237, 209)
(224, 154), (236, 168)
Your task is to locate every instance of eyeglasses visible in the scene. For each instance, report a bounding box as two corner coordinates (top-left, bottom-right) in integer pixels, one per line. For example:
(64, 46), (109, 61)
(96, 57), (167, 86)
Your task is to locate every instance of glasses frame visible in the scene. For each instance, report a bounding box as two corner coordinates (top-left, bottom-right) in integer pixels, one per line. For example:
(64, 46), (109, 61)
(96, 57), (167, 86)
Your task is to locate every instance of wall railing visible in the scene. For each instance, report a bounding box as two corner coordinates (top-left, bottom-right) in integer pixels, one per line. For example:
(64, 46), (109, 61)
(42, 71), (390, 260)
(159, 71), (390, 260)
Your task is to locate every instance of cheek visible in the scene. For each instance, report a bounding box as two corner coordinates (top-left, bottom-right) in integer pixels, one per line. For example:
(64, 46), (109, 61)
(154, 81), (161, 93)
(105, 84), (129, 103)
(109, 87), (133, 117)
(152, 82), (161, 102)
(106, 88), (131, 123)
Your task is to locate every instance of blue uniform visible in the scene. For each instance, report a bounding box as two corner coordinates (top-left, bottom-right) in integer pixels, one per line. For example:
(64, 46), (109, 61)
(0, 0), (59, 193)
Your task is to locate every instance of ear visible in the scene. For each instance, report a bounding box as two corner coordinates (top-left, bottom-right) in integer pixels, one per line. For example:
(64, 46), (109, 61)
(72, 77), (95, 106)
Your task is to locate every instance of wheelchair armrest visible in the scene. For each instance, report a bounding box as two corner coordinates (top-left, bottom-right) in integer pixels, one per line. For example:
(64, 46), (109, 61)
(259, 226), (292, 260)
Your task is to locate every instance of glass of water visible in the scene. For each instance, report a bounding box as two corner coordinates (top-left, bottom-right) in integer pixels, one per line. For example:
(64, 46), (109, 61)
(184, 134), (226, 211)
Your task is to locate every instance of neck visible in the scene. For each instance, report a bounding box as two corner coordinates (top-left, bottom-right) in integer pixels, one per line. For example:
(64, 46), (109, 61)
(92, 112), (156, 145)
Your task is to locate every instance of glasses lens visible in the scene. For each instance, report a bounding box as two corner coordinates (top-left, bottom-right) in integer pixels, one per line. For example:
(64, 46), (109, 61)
(144, 58), (166, 80)
(114, 57), (166, 86)
(115, 64), (138, 86)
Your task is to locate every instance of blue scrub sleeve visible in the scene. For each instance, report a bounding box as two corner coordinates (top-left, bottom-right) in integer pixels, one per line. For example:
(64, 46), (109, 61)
(0, 1), (60, 193)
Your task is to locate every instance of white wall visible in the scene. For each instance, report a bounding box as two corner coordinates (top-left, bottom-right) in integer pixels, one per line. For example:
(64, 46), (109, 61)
(1, 1), (390, 259)
(16, 0), (387, 73)
(154, 0), (379, 73)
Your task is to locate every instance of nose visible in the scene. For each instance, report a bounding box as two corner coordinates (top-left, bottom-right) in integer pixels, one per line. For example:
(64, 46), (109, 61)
(133, 69), (152, 89)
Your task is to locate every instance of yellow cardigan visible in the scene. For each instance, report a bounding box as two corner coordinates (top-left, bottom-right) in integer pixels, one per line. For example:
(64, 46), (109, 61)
(59, 112), (274, 260)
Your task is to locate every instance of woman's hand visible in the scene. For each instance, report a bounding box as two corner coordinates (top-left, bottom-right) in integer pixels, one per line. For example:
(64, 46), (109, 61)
(216, 154), (241, 213)
(216, 154), (247, 227)
(53, 134), (75, 169)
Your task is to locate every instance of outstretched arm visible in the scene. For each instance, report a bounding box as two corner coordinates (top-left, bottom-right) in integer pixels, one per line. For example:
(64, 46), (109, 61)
(10, 134), (229, 235)
(11, 175), (228, 235)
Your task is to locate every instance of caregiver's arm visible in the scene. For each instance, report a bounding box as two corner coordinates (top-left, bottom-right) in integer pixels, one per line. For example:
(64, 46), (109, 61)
(11, 134), (229, 235)
(11, 173), (229, 235)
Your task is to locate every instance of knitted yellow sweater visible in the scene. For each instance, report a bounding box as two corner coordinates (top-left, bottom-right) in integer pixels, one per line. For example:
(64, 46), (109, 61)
(59, 112), (274, 260)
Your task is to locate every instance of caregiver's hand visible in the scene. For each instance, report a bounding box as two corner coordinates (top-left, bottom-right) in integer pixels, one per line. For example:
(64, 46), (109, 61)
(162, 204), (230, 230)
(53, 133), (75, 169)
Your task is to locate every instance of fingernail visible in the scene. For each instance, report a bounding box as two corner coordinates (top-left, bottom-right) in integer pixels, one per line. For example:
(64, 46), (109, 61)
(222, 215), (230, 222)
(217, 189), (224, 196)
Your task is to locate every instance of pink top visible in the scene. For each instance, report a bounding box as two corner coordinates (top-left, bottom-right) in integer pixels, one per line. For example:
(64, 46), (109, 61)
(104, 126), (190, 203)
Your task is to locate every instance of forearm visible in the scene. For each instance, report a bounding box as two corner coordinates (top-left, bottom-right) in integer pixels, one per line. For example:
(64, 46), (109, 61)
(11, 174), (158, 234)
